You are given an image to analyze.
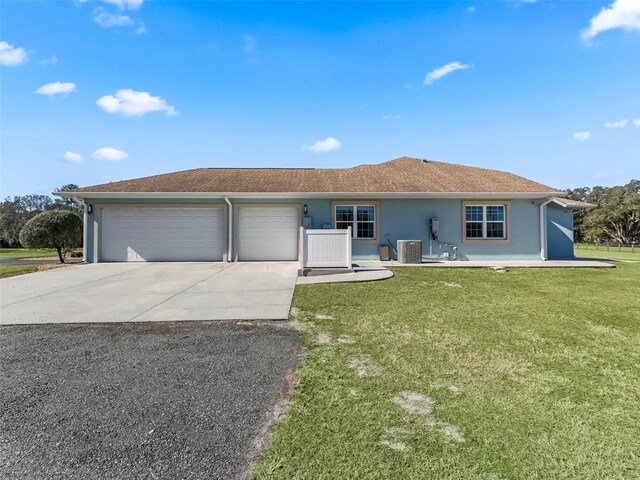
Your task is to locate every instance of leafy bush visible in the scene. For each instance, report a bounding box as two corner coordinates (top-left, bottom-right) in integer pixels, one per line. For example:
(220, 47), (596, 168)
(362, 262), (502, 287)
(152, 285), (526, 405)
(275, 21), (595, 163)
(19, 210), (82, 263)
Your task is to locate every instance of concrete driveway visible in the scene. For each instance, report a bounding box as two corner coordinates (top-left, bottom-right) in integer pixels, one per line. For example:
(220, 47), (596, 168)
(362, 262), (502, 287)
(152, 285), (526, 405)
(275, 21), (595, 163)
(0, 262), (299, 325)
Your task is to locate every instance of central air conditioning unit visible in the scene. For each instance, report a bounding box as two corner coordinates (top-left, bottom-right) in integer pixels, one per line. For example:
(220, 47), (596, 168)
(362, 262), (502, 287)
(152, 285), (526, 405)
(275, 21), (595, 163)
(397, 240), (422, 264)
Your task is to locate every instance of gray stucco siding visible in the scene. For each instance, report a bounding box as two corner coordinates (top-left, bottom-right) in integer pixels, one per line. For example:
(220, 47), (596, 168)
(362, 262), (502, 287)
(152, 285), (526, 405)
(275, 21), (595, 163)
(375, 199), (543, 261)
(82, 196), (558, 263)
(546, 205), (574, 259)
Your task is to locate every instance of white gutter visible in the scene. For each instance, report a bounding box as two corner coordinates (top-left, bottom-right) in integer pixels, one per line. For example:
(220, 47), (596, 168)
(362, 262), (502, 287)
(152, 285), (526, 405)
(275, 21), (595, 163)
(55, 191), (565, 200)
(224, 196), (233, 262)
(539, 198), (554, 260)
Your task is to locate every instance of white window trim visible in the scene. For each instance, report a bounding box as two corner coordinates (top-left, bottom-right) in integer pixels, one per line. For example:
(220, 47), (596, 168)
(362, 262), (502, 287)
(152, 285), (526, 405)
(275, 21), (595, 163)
(462, 201), (511, 244)
(332, 202), (379, 242)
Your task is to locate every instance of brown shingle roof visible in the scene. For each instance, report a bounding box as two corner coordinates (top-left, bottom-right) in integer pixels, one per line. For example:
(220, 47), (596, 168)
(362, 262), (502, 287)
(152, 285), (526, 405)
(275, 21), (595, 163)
(69, 157), (560, 194)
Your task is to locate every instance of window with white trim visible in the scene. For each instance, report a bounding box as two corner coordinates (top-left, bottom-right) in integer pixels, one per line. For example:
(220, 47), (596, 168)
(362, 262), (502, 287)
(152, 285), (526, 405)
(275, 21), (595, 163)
(464, 204), (506, 240)
(335, 205), (376, 239)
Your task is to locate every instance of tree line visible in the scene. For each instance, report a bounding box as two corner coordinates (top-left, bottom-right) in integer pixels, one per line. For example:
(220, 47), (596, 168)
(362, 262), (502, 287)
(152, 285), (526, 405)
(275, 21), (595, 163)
(566, 179), (639, 245)
(0, 184), (82, 248)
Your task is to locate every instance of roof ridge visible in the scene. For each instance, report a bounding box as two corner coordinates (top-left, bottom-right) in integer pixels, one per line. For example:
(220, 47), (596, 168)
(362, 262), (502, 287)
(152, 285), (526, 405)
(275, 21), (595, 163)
(64, 156), (561, 194)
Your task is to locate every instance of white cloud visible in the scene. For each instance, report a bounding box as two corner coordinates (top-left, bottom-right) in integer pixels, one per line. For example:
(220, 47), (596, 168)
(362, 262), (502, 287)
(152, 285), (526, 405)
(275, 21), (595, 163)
(302, 137), (342, 153)
(382, 115), (400, 120)
(573, 131), (591, 141)
(581, 0), (640, 41)
(0, 41), (28, 67)
(40, 55), (58, 65)
(92, 147), (128, 161)
(62, 151), (83, 163)
(424, 61), (471, 86)
(101, 0), (144, 10)
(135, 22), (146, 35)
(93, 8), (135, 27)
(634, 118), (640, 127)
(467, 6), (476, 13)
(35, 81), (77, 96)
(243, 34), (256, 53)
(96, 89), (177, 117)
(605, 119), (628, 128)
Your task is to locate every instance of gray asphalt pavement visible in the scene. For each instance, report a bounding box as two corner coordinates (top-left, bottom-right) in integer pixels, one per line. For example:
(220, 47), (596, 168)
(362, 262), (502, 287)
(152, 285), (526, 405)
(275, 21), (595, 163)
(0, 321), (301, 480)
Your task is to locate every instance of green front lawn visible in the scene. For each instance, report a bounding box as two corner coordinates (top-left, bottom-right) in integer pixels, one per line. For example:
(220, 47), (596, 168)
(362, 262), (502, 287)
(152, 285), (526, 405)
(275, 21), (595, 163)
(575, 246), (640, 263)
(0, 264), (39, 278)
(0, 248), (58, 260)
(254, 252), (640, 479)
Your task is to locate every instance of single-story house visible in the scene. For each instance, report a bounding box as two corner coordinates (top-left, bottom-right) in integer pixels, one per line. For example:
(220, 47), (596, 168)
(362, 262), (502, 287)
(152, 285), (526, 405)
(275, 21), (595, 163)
(56, 156), (592, 263)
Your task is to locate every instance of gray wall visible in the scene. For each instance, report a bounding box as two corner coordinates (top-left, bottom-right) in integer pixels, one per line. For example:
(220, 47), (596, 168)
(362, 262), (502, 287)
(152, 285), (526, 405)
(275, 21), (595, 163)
(546, 205), (574, 259)
(83, 197), (555, 262)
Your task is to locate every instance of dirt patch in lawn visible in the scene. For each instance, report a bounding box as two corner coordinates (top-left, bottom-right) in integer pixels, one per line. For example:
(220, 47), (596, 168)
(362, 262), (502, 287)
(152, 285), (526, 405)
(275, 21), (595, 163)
(347, 355), (382, 377)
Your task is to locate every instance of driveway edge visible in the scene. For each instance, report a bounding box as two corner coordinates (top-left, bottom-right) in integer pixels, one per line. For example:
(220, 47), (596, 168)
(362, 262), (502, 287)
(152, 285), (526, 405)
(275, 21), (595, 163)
(245, 328), (307, 480)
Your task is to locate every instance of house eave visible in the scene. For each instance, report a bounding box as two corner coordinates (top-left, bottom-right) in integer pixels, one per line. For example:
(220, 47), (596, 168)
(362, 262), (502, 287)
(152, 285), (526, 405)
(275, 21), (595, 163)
(549, 197), (597, 209)
(55, 191), (564, 201)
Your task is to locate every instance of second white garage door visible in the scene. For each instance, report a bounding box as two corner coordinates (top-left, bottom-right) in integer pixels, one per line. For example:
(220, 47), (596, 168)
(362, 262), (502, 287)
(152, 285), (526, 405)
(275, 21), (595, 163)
(238, 206), (299, 261)
(102, 207), (224, 262)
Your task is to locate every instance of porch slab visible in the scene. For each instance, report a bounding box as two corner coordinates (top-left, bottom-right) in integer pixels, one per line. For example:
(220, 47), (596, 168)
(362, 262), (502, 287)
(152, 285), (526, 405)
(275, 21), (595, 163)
(359, 258), (615, 268)
(296, 266), (393, 285)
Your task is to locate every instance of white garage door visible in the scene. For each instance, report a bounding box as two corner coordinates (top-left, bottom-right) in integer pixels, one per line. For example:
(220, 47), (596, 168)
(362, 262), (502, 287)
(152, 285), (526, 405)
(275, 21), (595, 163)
(102, 207), (224, 262)
(238, 207), (299, 261)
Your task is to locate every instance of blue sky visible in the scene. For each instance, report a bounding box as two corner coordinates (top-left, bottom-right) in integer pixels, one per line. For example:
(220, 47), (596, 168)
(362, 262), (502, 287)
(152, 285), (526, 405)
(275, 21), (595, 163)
(1, 0), (639, 197)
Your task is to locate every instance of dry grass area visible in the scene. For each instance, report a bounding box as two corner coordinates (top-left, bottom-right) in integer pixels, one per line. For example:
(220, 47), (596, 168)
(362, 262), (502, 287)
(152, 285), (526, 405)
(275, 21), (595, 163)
(254, 251), (640, 479)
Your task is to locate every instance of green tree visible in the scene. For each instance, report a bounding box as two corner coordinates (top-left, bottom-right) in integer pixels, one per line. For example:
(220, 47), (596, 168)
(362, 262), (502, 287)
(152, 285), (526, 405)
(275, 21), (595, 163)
(566, 180), (640, 244)
(0, 185), (82, 247)
(0, 196), (45, 247)
(19, 210), (82, 263)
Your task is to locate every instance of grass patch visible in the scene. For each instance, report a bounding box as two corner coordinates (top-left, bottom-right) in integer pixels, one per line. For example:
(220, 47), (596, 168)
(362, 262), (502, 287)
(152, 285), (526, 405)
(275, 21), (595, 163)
(575, 247), (640, 263)
(0, 248), (57, 260)
(0, 265), (39, 278)
(254, 251), (640, 479)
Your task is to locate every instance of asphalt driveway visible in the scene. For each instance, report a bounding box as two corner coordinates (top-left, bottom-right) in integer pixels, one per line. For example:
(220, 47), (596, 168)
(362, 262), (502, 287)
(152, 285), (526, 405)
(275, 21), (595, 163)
(1, 321), (302, 480)
(0, 262), (299, 325)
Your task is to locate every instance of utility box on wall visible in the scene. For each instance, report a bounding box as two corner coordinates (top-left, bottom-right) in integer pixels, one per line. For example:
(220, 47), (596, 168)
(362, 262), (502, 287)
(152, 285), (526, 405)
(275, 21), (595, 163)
(397, 240), (422, 264)
(303, 216), (312, 228)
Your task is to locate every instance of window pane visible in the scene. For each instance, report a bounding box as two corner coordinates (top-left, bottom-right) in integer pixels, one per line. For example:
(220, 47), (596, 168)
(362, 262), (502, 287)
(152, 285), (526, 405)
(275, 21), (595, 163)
(466, 206), (483, 222)
(466, 222), (483, 238)
(357, 206), (375, 222)
(486, 222), (504, 238)
(336, 206), (353, 222)
(486, 205), (504, 221)
(357, 222), (374, 239)
(336, 222), (352, 231)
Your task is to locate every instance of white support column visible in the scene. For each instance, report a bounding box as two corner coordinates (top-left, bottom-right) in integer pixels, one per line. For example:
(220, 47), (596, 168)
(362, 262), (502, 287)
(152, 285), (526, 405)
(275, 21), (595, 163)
(539, 198), (553, 260)
(83, 206), (88, 263)
(346, 226), (352, 267)
(224, 196), (233, 262)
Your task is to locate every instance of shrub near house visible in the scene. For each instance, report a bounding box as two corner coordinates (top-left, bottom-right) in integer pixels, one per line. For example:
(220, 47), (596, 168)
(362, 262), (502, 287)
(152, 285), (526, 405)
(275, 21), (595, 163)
(19, 211), (82, 263)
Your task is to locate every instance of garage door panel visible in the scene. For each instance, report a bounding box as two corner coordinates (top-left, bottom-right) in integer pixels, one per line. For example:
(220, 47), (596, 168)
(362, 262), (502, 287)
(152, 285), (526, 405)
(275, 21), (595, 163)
(102, 207), (224, 262)
(238, 207), (298, 261)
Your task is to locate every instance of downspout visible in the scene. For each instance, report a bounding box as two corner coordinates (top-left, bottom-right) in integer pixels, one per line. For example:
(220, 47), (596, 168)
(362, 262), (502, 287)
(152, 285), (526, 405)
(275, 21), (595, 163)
(72, 196), (88, 263)
(224, 196), (233, 262)
(539, 198), (553, 260)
